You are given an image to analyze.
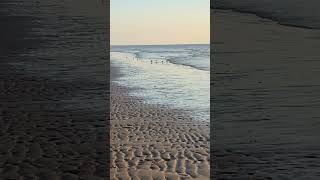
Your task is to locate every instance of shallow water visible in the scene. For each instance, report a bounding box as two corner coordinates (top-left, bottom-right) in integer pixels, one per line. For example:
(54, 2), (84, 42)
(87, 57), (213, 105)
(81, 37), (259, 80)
(111, 45), (210, 121)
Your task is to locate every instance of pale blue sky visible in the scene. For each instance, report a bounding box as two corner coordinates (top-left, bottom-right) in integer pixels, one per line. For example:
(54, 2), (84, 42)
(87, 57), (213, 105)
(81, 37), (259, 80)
(111, 0), (210, 45)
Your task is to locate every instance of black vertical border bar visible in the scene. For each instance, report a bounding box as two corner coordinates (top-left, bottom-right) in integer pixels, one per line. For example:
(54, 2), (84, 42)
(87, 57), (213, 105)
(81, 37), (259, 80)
(210, 3), (215, 180)
(106, 0), (111, 179)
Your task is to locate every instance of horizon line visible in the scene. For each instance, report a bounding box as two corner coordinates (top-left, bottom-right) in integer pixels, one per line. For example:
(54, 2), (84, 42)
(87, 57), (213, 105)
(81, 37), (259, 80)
(111, 43), (210, 46)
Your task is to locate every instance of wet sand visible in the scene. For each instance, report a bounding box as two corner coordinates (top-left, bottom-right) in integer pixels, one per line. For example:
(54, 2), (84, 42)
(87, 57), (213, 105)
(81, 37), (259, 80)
(0, 0), (108, 179)
(110, 66), (210, 179)
(213, 9), (320, 179)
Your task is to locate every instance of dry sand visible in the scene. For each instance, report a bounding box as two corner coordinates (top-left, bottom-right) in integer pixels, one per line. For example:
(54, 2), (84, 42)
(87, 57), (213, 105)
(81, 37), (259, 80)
(110, 68), (210, 179)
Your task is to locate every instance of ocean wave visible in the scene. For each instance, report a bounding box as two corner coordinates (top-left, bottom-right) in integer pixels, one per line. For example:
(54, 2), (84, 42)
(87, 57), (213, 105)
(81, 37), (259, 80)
(111, 44), (210, 71)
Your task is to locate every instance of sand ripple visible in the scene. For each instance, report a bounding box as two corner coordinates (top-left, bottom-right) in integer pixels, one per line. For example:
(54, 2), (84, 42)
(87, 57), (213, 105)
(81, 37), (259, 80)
(111, 85), (210, 180)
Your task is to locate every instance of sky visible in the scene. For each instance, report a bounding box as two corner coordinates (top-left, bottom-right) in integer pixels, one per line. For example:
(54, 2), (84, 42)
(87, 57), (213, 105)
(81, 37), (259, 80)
(111, 0), (210, 45)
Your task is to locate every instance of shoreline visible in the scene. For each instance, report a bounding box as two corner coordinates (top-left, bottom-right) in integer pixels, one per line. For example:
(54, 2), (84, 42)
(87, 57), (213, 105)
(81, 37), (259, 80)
(110, 49), (210, 122)
(110, 63), (210, 179)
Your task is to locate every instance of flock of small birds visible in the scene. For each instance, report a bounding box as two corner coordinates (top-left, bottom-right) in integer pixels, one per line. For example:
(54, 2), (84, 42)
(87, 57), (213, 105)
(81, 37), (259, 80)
(124, 56), (169, 64)
(110, 54), (170, 64)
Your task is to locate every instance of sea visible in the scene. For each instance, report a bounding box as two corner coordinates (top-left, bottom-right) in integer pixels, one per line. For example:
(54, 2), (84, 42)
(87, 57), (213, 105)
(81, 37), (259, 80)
(212, 0), (320, 29)
(111, 44), (210, 121)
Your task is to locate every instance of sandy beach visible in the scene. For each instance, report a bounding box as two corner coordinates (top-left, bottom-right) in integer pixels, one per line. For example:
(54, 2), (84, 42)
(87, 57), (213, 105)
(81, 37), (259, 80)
(110, 66), (210, 179)
(213, 9), (320, 179)
(0, 0), (108, 179)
